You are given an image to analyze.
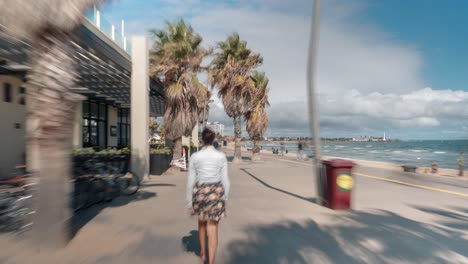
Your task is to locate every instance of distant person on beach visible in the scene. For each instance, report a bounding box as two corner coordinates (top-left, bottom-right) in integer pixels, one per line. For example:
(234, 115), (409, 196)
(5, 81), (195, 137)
(272, 147), (278, 154)
(297, 141), (303, 160)
(213, 140), (219, 150)
(302, 141), (309, 161)
(187, 128), (230, 264)
(457, 152), (464, 176)
(280, 142), (285, 156)
(222, 139), (227, 153)
(431, 162), (438, 174)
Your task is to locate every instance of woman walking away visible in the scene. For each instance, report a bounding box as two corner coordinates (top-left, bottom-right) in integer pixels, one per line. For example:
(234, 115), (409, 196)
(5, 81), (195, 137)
(187, 128), (230, 264)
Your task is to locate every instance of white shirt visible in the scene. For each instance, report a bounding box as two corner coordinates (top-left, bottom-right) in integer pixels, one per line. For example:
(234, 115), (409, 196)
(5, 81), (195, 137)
(186, 146), (230, 208)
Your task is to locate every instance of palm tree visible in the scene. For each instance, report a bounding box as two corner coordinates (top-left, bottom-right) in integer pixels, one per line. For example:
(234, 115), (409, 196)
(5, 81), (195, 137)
(0, 0), (101, 248)
(196, 81), (212, 128)
(209, 33), (263, 163)
(246, 71), (270, 161)
(149, 19), (210, 161)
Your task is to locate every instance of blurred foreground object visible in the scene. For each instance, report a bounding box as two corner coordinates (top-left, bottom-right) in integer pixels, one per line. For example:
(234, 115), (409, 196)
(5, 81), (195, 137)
(0, 0), (103, 251)
(306, 0), (323, 203)
(0, 166), (36, 233)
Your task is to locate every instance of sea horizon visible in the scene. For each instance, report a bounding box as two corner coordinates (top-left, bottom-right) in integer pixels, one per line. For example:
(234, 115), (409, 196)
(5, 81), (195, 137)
(251, 139), (468, 170)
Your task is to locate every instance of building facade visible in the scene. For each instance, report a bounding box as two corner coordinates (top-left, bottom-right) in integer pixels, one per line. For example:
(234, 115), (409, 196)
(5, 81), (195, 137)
(0, 8), (164, 176)
(206, 122), (225, 137)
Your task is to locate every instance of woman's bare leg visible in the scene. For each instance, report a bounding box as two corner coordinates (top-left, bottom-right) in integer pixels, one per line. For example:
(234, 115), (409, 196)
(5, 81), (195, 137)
(206, 220), (219, 264)
(198, 220), (207, 262)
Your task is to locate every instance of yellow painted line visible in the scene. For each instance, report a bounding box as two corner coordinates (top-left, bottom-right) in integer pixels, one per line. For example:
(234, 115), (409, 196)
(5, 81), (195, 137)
(267, 156), (468, 197)
(269, 156), (314, 166)
(354, 172), (468, 197)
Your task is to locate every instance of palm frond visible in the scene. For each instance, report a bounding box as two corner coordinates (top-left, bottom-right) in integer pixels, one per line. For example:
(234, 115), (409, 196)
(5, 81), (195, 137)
(149, 19), (210, 141)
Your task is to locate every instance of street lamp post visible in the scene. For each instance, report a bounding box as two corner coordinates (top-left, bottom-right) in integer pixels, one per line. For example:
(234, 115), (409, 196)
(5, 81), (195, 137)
(307, 0), (323, 204)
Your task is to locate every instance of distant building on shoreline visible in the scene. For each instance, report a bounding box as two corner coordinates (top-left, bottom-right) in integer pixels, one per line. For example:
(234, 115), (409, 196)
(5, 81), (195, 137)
(206, 122), (225, 137)
(352, 132), (389, 142)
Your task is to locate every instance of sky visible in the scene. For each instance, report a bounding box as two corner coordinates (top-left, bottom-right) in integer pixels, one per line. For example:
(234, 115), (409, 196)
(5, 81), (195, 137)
(103, 0), (468, 140)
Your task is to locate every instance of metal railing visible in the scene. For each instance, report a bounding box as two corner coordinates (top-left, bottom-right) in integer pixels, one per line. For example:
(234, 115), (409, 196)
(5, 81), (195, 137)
(85, 6), (131, 55)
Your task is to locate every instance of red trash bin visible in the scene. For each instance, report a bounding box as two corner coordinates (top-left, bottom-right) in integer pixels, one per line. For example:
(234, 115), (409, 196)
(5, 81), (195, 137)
(322, 159), (355, 209)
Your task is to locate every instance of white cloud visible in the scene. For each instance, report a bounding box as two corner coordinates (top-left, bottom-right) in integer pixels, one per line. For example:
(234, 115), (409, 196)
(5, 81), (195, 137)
(395, 117), (441, 128)
(321, 88), (468, 120)
(107, 0), (468, 139)
(188, 0), (448, 138)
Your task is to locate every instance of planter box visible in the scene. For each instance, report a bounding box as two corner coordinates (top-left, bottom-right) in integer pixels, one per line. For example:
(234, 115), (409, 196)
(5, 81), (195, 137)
(150, 154), (171, 175)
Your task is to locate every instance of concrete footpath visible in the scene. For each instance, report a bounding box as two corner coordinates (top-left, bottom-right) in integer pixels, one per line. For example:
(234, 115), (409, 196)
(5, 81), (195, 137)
(1, 152), (468, 263)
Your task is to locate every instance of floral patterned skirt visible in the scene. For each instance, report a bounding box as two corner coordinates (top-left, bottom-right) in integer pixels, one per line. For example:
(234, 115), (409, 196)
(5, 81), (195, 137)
(191, 182), (226, 221)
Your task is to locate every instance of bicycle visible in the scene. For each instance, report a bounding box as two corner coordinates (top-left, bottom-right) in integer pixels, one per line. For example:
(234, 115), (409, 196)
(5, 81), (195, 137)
(0, 192), (34, 233)
(86, 155), (139, 196)
(0, 168), (36, 233)
(72, 155), (139, 210)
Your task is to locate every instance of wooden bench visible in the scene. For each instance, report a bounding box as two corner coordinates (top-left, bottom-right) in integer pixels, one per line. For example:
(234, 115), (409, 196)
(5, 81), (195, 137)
(402, 165), (417, 173)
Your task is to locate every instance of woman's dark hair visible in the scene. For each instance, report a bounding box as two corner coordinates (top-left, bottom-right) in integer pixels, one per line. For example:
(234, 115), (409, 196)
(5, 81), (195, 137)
(202, 128), (216, 145)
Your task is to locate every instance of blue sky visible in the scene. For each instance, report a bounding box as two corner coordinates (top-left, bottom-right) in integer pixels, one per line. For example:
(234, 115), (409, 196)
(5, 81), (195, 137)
(103, 0), (468, 140)
(361, 1), (468, 91)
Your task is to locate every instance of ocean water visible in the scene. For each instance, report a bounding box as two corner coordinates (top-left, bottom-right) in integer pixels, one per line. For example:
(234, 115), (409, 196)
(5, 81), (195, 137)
(259, 140), (468, 169)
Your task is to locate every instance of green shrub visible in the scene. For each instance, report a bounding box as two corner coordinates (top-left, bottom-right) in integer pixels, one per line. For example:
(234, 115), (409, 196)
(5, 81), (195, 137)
(149, 143), (166, 149)
(96, 148), (119, 156)
(72, 148), (95, 156)
(118, 147), (130, 155)
(150, 147), (172, 155)
(72, 147), (131, 156)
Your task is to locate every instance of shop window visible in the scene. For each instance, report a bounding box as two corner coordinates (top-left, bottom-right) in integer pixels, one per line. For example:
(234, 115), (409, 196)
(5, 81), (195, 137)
(3, 83), (12, 103)
(82, 100), (107, 149)
(117, 108), (130, 147)
(18, 86), (25, 105)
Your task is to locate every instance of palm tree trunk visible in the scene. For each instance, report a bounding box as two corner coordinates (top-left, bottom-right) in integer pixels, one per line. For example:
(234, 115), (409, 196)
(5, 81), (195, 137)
(27, 31), (83, 250)
(171, 137), (183, 161)
(233, 115), (242, 163)
(252, 139), (261, 161)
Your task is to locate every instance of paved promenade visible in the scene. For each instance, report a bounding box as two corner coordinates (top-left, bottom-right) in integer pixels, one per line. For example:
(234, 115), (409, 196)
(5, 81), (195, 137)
(1, 151), (468, 263)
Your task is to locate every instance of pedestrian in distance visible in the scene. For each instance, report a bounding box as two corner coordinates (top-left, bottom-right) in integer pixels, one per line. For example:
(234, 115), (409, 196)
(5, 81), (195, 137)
(187, 128), (230, 264)
(302, 141), (309, 161)
(457, 152), (464, 177)
(222, 138), (228, 153)
(431, 161), (438, 174)
(297, 141), (303, 160)
(280, 141), (285, 156)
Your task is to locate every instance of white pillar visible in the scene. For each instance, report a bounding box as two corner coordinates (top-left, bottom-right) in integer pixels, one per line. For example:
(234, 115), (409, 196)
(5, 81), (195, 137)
(96, 10), (101, 29)
(111, 25), (115, 40)
(131, 36), (149, 181)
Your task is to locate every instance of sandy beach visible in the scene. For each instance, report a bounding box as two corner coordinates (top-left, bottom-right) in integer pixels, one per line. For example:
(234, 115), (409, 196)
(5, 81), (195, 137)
(224, 143), (467, 178)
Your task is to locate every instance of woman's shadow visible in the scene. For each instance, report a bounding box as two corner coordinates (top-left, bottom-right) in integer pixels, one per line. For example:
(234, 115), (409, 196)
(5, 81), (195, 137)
(182, 230), (208, 262)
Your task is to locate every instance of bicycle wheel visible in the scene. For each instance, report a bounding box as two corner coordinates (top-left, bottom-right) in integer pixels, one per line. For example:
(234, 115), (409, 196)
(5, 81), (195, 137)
(116, 174), (139, 196)
(97, 165), (121, 202)
(8, 207), (33, 233)
(101, 177), (118, 202)
(72, 179), (88, 211)
(86, 178), (106, 207)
